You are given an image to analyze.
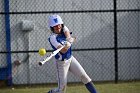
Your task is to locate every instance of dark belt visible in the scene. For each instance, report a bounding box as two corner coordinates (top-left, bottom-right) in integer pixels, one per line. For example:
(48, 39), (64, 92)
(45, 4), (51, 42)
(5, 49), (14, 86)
(61, 56), (72, 61)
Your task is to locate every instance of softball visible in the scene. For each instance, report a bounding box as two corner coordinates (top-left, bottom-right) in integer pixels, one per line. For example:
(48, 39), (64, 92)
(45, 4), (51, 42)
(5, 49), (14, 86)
(38, 48), (46, 56)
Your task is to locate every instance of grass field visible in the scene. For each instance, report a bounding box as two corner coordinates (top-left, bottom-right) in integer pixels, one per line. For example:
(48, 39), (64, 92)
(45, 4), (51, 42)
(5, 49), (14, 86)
(0, 82), (140, 93)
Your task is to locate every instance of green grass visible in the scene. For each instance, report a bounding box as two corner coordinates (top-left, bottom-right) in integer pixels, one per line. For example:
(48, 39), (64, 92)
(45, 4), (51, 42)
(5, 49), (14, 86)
(96, 82), (140, 93)
(0, 82), (140, 93)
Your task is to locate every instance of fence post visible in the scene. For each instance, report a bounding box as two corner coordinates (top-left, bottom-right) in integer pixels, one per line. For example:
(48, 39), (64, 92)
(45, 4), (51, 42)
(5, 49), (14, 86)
(113, 0), (118, 83)
(4, 0), (12, 86)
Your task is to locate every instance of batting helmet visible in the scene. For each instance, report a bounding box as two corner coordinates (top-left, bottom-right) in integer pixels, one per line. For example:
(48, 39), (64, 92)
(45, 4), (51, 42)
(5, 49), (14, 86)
(48, 15), (63, 27)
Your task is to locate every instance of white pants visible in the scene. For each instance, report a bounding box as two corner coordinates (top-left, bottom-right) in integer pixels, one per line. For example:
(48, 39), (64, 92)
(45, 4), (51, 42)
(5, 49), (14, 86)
(50, 56), (91, 93)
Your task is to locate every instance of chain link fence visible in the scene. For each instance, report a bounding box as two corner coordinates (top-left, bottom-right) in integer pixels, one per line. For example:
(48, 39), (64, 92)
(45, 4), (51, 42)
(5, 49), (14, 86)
(0, 0), (140, 88)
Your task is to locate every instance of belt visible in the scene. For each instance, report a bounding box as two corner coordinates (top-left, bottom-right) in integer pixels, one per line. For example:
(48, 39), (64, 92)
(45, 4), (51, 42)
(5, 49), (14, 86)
(58, 56), (72, 61)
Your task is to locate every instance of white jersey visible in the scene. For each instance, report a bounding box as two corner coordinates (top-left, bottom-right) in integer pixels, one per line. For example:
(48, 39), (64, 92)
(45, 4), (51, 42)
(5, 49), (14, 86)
(48, 26), (72, 61)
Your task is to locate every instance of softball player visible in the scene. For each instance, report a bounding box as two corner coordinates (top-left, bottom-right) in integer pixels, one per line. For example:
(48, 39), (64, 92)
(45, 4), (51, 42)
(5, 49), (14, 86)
(47, 15), (97, 93)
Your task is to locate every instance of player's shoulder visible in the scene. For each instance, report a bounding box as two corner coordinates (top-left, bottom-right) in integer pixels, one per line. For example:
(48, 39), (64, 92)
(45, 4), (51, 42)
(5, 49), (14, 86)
(63, 25), (69, 32)
(50, 33), (57, 37)
(48, 33), (58, 39)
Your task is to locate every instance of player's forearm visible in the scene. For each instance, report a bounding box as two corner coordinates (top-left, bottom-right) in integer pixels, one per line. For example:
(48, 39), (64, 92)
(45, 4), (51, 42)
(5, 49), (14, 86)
(60, 47), (69, 54)
(57, 42), (71, 54)
(57, 46), (68, 54)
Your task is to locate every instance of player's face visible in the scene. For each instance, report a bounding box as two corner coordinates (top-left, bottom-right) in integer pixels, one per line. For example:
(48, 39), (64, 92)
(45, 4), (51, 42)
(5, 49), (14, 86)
(53, 24), (62, 34)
